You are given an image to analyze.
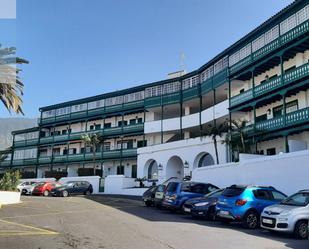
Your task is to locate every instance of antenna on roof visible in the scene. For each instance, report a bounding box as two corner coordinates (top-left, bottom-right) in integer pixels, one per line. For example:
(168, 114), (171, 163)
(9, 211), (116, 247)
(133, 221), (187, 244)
(180, 51), (186, 72)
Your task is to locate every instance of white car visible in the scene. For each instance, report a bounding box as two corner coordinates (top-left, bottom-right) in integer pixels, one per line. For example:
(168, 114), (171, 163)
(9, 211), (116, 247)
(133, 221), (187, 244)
(261, 189), (309, 239)
(17, 181), (38, 195)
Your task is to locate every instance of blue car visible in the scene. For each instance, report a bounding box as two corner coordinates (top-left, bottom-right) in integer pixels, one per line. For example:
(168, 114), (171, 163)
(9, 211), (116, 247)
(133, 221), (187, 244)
(162, 181), (219, 211)
(216, 185), (287, 229)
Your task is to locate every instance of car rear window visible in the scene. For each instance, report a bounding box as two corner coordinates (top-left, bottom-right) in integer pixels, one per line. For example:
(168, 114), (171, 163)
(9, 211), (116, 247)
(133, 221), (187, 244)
(222, 187), (245, 197)
(166, 182), (178, 192)
(181, 183), (217, 194)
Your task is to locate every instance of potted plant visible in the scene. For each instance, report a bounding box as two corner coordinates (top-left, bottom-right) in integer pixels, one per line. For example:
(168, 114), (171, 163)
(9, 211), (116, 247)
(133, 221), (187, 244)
(0, 170), (22, 205)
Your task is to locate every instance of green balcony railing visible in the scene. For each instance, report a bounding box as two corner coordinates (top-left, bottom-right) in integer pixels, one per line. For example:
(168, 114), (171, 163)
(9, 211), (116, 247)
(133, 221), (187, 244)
(14, 138), (39, 148)
(37, 123), (144, 145)
(230, 20), (309, 75)
(0, 161), (11, 167)
(230, 89), (253, 107)
(35, 148), (137, 165)
(40, 100), (144, 125)
(242, 107), (309, 136)
(254, 76), (282, 97)
(230, 61), (309, 107)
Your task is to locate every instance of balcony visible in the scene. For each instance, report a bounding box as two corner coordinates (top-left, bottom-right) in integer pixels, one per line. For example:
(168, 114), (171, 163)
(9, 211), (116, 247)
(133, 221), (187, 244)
(13, 138), (39, 148)
(0, 160), (11, 168)
(37, 148), (137, 165)
(230, 62), (309, 108)
(40, 100), (144, 125)
(38, 123), (144, 145)
(242, 107), (309, 136)
(230, 20), (309, 75)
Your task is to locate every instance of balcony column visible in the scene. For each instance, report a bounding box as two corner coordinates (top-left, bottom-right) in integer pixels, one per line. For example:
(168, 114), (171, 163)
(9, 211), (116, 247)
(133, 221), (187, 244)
(50, 145), (54, 172)
(10, 134), (15, 170)
(120, 136), (123, 173)
(121, 113), (124, 134)
(66, 142), (70, 164)
(251, 69), (255, 97)
(161, 101), (164, 144)
(198, 82), (203, 137)
(180, 81), (183, 140)
(253, 104), (256, 132)
(68, 123), (71, 139)
(282, 91), (287, 126)
(280, 54), (284, 84)
(143, 108), (146, 146)
(213, 89), (216, 127)
(284, 134), (290, 153)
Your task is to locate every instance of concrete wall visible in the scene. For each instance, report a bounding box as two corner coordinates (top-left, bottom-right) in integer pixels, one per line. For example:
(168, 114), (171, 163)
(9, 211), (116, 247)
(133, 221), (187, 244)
(137, 136), (228, 183)
(0, 191), (21, 205)
(192, 149), (309, 195)
(104, 175), (137, 194)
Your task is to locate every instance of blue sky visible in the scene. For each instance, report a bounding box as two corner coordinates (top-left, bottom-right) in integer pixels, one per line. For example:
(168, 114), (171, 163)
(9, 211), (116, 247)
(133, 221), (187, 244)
(0, 0), (293, 118)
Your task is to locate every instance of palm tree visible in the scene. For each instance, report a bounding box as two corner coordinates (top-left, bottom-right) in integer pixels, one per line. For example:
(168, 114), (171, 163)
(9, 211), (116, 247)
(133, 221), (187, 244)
(229, 119), (252, 154)
(0, 45), (28, 114)
(203, 122), (229, 164)
(81, 133), (102, 175)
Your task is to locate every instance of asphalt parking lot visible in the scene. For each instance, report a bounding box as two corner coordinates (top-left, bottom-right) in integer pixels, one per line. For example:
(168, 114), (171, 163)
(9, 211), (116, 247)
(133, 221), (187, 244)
(0, 195), (307, 249)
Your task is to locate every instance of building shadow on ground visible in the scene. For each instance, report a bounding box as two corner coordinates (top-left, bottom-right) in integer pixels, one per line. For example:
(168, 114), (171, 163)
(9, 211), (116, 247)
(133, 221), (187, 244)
(86, 194), (308, 249)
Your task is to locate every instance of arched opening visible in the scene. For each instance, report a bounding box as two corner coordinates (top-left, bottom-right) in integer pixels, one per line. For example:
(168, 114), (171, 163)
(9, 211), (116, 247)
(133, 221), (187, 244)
(144, 159), (158, 179)
(194, 152), (215, 169)
(166, 156), (184, 179)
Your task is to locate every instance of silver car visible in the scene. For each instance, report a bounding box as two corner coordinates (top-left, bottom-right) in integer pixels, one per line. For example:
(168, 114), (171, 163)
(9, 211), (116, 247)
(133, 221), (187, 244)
(17, 181), (38, 195)
(261, 189), (309, 239)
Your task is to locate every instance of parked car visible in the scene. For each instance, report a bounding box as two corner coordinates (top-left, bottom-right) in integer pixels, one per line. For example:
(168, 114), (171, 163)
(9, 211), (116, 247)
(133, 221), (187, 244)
(50, 181), (93, 197)
(183, 188), (225, 220)
(17, 181), (38, 195)
(162, 181), (219, 211)
(261, 189), (309, 239)
(142, 185), (158, 206)
(216, 185), (287, 229)
(32, 181), (62, 196)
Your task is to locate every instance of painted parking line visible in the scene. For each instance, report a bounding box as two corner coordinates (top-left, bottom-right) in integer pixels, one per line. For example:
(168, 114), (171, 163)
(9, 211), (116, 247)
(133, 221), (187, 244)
(0, 219), (58, 237)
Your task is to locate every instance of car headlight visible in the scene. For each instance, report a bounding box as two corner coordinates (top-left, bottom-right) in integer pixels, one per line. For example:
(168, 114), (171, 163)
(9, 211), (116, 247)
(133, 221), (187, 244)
(194, 202), (209, 207)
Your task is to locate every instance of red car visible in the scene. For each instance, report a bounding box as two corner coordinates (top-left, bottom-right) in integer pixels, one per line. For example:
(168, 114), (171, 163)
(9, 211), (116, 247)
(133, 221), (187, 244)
(32, 181), (62, 196)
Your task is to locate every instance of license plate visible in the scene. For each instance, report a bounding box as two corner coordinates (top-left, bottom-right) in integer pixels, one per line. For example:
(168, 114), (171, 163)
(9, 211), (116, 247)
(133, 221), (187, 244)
(262, 218), (273, 224)
(219, 210), (229, 216)
(184, 208), (191, 213)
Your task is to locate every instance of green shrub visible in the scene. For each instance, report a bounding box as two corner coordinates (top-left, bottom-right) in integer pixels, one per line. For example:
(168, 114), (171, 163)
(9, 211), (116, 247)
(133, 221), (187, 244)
(0, 171), (21, 191)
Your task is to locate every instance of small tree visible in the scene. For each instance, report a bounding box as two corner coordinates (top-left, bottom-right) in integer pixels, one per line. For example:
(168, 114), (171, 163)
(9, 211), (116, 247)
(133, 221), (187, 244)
(0, 45), (28, 114)
(203, 122), (229, 164)
(0, 170), (21, 191)
(81, 133), (102, 175)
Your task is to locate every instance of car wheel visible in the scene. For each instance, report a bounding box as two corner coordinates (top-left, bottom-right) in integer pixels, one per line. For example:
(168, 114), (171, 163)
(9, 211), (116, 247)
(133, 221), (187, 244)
(294, 220), (309, 239)
(145, 201), (152, 207)
(84, 190), (91, 196)
(243, 210), (259, 229)
(43, 190), (49, 197)
(21, 189), (27, 195)
(62, 190), (69, 197)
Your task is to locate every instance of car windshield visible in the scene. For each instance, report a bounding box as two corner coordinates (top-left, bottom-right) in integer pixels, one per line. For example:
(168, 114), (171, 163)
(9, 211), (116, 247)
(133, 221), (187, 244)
(36, 182), (46, 186)
(166, 182), (178, 192)
(222, 187), (245, 197)
(205, 188), (224, 197)
(64, 182), (75, 187)
(281, 192), (309, 206)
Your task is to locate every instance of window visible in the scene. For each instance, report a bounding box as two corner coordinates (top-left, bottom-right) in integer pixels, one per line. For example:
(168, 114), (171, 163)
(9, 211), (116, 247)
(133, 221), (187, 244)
(129, 119), (136, 125)
(271, 190), (287, 201)
(117, 165), (124, 175)
(266, 148), (276, 155)
(222, 187), (245, 197)
(137, 140), (147, 148)
(104, 123), (111, 128)
(137, 118), (143, 124)
(118, 121), (127, 127)
(131, 165), (137, 178)
(253, 189), (272, 200)
(239, 89), (245, 93)
(69, 148), (77, 155)
(53, 148), (61, 156)
(103, 142), (111, 151)
(95, 124), (101, 130)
